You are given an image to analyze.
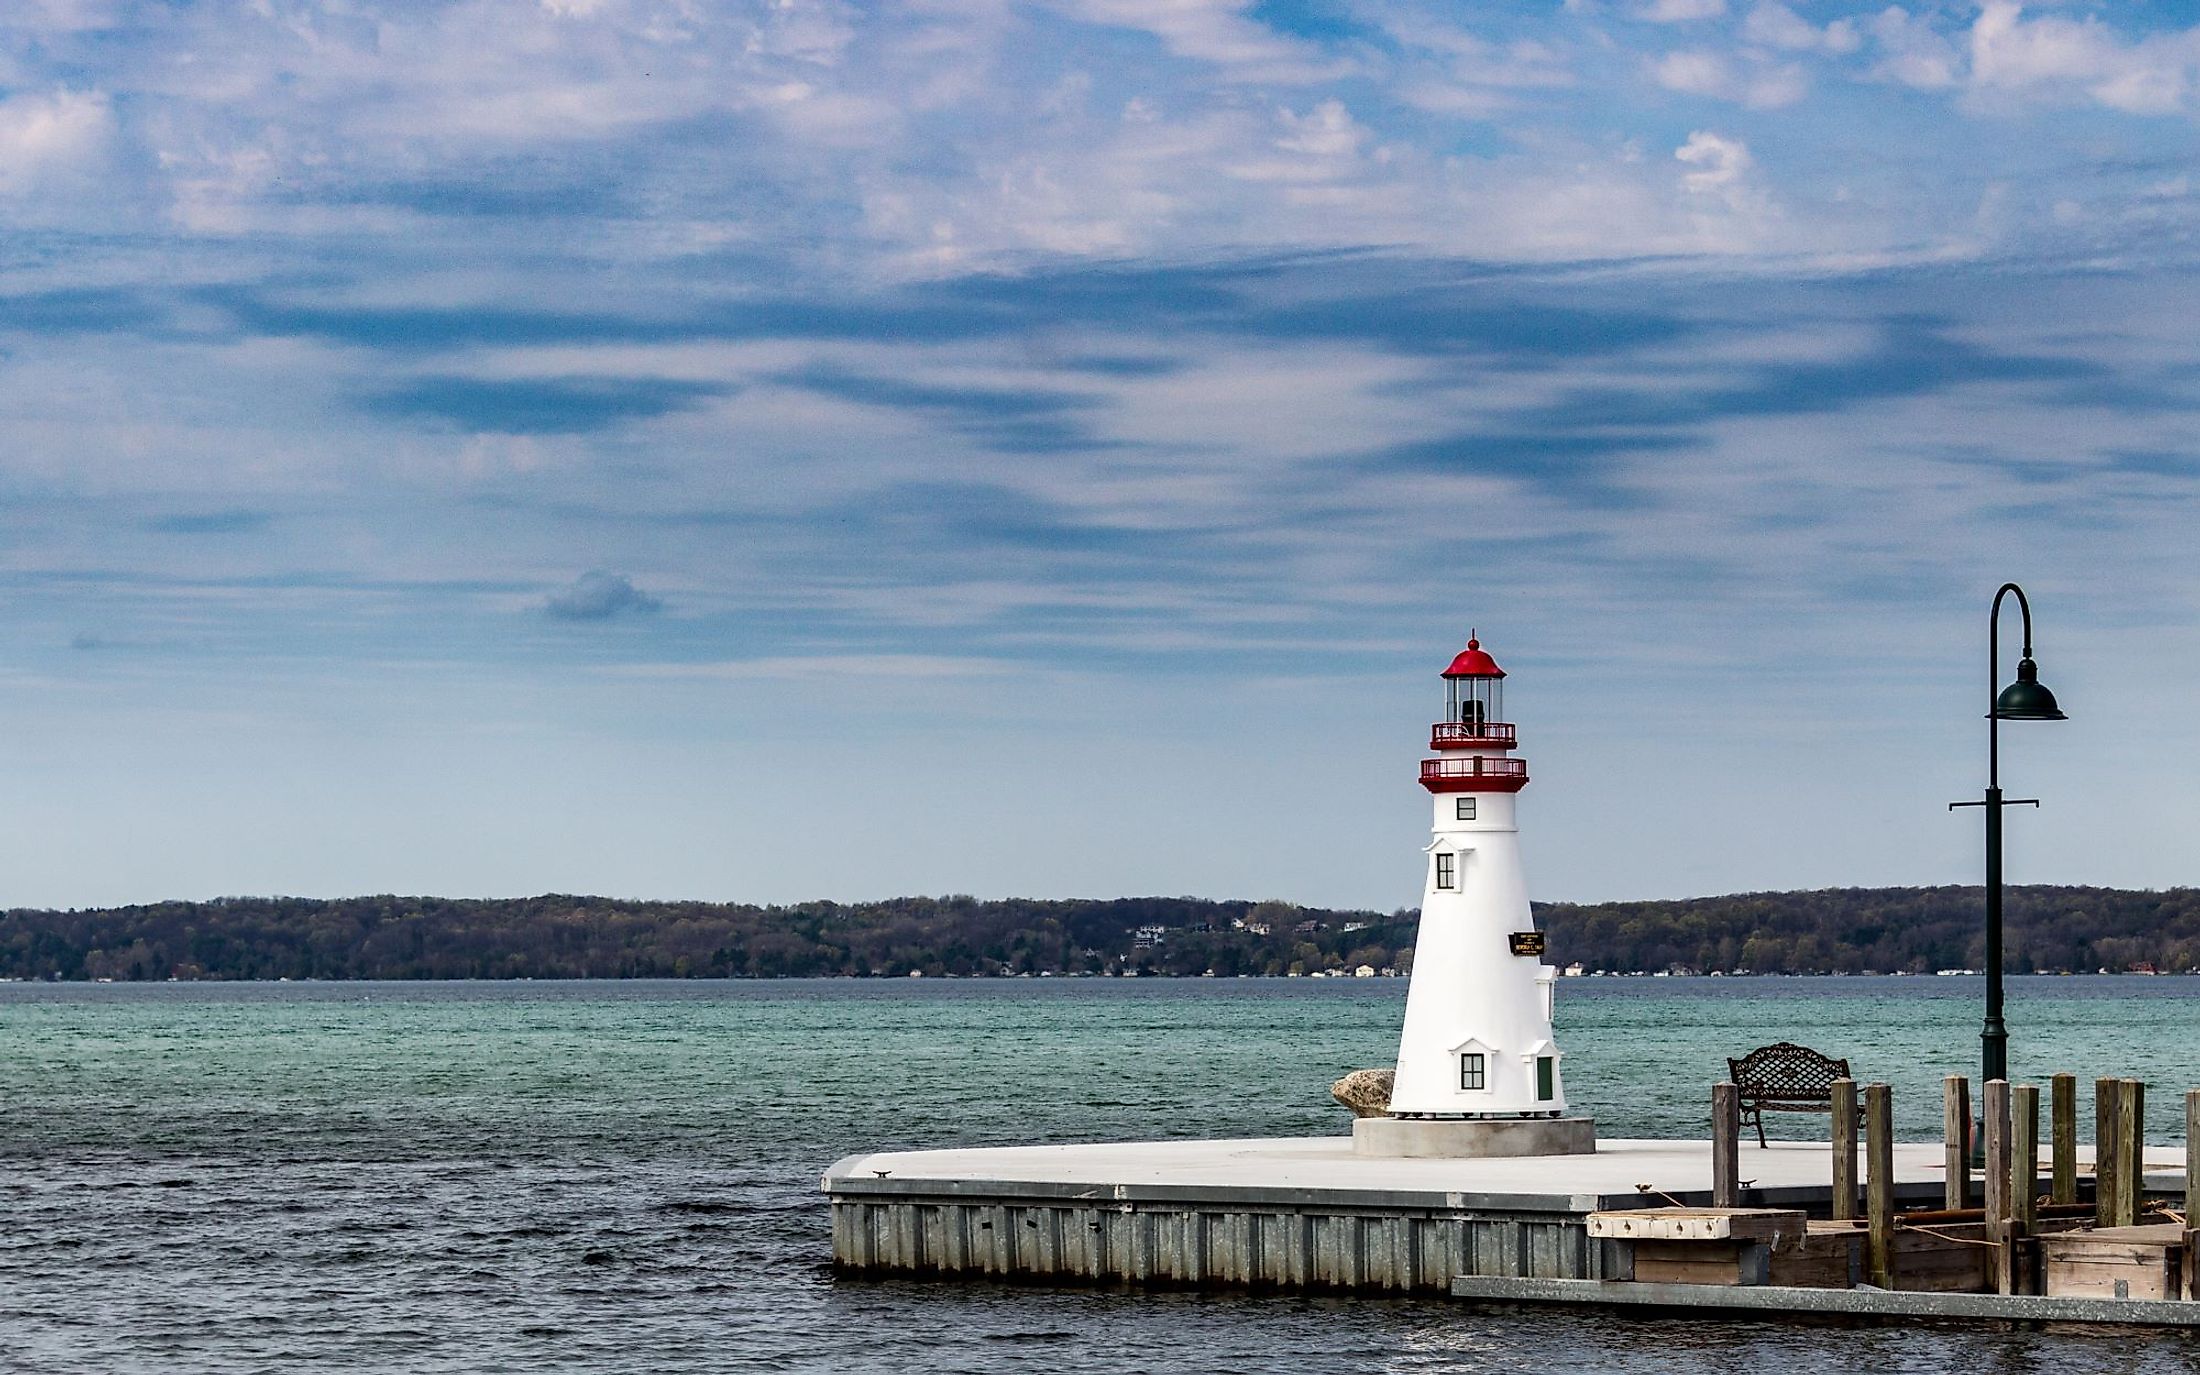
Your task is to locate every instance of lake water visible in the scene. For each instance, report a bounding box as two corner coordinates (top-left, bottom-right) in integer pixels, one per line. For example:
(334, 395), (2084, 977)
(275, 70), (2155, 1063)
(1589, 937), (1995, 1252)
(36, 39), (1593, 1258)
(4, 975), (2198, 1372)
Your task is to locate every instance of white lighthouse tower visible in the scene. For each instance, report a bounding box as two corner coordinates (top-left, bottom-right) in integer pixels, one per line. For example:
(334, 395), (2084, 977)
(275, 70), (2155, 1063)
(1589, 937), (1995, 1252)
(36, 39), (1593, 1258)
(1354, 632), (1596, 1158)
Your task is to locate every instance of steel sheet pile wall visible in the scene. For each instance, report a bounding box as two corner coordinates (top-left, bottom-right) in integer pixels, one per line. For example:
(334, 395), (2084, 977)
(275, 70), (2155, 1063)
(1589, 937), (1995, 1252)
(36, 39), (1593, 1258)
(830, 1192), (1609, 1293)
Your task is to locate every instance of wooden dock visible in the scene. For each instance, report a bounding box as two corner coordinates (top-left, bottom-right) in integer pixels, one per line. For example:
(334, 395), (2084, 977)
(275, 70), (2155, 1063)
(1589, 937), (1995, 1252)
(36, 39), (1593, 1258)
(825, 1082), (2200, 1325)
(826, 1137), (2036, 1294)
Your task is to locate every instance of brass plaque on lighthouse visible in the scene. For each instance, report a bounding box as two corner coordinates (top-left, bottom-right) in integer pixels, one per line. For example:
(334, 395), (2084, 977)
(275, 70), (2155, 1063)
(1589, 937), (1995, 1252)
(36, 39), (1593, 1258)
(1507, 931), (1546, 957)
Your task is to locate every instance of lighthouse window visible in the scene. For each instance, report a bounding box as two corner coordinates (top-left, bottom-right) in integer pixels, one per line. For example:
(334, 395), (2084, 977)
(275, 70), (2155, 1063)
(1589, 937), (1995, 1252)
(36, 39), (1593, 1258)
(1459, 1053), (1486, 1091)
(1435, 852), (1456, 890)
(1455, 798), (1476, 822)
(1536, 1056), (1556, 1102)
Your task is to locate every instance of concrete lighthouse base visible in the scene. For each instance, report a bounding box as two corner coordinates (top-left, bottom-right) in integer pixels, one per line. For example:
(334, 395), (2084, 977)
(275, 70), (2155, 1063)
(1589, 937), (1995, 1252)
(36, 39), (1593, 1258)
(1352, 1115), (1597, 1159)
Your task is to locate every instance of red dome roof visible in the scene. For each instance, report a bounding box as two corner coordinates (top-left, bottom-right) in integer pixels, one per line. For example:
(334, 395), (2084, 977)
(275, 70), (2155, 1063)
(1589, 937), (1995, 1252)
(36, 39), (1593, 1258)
(1441, 636), (1505, 678)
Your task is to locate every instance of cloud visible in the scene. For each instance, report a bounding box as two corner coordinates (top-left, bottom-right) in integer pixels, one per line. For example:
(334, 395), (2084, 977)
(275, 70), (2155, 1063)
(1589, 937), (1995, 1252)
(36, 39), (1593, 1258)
(1968, 1), (2197, 115)
(1741, 4), (1859, 56)
(543, 571), (662, 621)
(190, 265), (1698, 368)
(1637, 0), (1727, 22)
(70, 633), (155, 651)
(773, 365), (1114, 453)
(1058, 0), (1351, 84)
(144, 510), (272, 535)
(1, 0), (125, 33)
(2, 1), (2186, 275)
(606, 654), (1019, 681)
(0, 286), (167, 335)
(1653, 50), (1731, 99)
(1272, 98), (1365, 162)
(364, 376), (730, 434)
(0, 2), (2186, 277)
(1868, 7), (1963, 90)
(1377, 14), (1574, 117)
(1516, 318), (2101, 431)
(0, 87), (111, 194)
(1358, 430), (1693, 507)
(1675, 129), (1751, 193)
(1651, 50), (1809, 108)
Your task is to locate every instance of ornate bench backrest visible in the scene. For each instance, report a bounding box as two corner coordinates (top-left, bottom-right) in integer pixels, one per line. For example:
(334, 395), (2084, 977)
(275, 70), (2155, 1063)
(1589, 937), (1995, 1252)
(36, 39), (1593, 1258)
(1725, 1041), (1851, 1108)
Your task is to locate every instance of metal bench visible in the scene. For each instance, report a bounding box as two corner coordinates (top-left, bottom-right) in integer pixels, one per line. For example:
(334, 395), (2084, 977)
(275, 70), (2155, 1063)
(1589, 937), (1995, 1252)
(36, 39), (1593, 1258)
(1725, 1041), (1852, 1147)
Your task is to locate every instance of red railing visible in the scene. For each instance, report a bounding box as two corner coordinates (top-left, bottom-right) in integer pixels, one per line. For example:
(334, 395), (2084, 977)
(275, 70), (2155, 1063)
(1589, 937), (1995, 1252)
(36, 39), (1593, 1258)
(1429, 721), (1516, 750)
(1420, 757), (1528, 787)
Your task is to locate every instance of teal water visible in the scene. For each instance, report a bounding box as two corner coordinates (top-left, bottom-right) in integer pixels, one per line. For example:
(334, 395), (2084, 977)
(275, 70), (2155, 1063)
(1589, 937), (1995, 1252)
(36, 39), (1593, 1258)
(3, 976), (2197, 1372)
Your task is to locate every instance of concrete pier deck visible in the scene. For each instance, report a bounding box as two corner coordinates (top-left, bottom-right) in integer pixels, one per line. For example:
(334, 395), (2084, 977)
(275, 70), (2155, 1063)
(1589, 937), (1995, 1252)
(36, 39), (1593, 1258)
(834, 1137), (1946, 1209)
(825, 1136), (2186, 1295)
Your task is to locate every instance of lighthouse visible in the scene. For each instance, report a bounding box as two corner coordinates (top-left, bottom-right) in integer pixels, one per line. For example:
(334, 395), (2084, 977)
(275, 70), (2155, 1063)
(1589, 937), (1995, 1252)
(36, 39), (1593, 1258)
(1354, 632), (1596, 1158)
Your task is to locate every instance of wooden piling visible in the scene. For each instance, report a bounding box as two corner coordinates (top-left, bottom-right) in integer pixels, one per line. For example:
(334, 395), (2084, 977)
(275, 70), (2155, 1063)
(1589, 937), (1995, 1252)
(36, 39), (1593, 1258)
(1866, 1082), (1895, 1290)
(1830, 1077), (1858, 1222)
(1712, 1081), (1740, 1209)
(2050, 1072), (2077, 1206)
(2186, 1088), (2198, 1231)
(2186, 1089), (2198, 1302)
(2097, 1077), (2121, 1228)
(1944, 1075), (1972, 1210)
(1983, 1079), (2013, 1294)
(2117, 1078), (2145, 1228)
(2013, 1083), (2039, 1295)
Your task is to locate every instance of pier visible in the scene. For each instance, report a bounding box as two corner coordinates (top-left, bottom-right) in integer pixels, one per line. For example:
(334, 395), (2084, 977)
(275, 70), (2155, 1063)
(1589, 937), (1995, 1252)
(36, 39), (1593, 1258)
(825, 1078), (2200, 1326)
(825, 1134), (2182, 1295)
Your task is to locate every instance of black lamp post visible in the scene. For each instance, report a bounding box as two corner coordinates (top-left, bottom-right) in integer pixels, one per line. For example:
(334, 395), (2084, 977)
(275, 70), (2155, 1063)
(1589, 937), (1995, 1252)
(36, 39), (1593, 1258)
(1949, 583), (2066, 1089)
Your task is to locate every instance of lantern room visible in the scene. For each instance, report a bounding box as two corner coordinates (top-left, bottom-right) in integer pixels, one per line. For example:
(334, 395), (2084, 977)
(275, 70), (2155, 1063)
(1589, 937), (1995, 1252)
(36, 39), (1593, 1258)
(1423, 632), (1527, 791)
(1441, 633), (1504, 729)
(1430, 633), (1517, 753)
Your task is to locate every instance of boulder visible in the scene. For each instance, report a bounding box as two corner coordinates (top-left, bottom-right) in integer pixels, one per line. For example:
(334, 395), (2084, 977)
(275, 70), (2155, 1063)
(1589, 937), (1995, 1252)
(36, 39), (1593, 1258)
(1330, 1068), (1395, 1118)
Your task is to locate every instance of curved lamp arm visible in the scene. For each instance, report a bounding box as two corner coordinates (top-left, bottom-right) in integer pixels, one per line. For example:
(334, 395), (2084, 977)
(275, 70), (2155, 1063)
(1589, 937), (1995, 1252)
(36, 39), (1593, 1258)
(1987, 582), (2034, 790)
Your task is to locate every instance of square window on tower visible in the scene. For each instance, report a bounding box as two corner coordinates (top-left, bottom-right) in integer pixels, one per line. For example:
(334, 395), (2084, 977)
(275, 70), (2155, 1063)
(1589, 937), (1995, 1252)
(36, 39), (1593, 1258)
(1455, 797), (1476, 822)
(1435, 852), (1456, 889)
(1459, 1053), (1486, 1091)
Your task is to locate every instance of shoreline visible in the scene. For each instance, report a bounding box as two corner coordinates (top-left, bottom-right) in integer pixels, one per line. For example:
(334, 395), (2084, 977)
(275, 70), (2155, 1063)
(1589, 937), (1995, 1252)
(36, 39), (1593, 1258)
(6, 970), (2199, 987)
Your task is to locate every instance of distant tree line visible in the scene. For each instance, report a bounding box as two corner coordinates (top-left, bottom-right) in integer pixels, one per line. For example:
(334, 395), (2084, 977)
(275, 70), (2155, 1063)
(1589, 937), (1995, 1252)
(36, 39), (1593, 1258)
(0, 885), (2195, 982)
(0, 895), (1410, 982)
(1536, 885), (2200, 977)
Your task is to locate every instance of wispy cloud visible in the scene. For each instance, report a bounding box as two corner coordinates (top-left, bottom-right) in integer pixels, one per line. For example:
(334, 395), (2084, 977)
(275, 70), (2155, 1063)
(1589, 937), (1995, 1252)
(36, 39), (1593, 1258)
(604, 653), (1022, 681)
(1637, 0), (1727, 23)
(0, 87), (112, 198)
(543, 571), (662, 621)
(143, 510), (272, 535)
(366, 376), (731, 434)
(772, 365), (1114, 453)
(1968, 1), (2198, 116)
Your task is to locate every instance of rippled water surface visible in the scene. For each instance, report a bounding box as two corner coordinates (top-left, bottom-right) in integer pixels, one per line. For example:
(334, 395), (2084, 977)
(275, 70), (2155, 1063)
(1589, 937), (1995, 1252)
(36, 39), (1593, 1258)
(5, 976), (2199, 1372)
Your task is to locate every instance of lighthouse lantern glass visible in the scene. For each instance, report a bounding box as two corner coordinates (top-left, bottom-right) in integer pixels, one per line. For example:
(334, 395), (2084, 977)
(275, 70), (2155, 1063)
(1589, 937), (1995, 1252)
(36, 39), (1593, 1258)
(1446, 675), (1503, 731)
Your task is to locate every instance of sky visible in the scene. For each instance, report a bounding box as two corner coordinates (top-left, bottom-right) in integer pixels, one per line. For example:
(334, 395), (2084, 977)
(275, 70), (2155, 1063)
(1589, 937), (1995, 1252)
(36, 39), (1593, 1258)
(4, 0), (2200, 911)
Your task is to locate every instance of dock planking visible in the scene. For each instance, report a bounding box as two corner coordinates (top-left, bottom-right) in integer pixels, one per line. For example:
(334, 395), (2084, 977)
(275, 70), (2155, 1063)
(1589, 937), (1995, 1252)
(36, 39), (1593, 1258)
(827, 1132), (2190, 1301)
(831, 1137), (2001, 1294)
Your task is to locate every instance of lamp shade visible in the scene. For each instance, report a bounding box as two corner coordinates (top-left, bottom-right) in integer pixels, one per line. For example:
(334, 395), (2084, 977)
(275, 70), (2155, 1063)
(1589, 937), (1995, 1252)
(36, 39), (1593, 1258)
(1993, 656), (2066, 721)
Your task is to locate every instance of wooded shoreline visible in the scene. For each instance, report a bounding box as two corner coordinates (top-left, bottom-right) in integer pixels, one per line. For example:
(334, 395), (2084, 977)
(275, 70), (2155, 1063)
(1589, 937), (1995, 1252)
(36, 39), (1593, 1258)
(5, 884), (2197, 982)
